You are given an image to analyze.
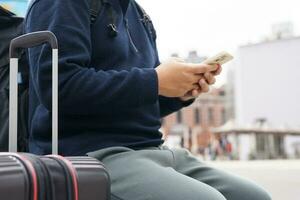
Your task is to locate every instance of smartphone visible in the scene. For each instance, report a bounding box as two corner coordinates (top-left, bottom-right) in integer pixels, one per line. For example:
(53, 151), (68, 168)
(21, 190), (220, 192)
(202, 51), (234, 65)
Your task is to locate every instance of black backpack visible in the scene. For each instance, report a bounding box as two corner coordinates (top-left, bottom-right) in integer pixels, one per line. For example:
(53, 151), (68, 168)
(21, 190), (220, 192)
(0, 0), (105, 152)
(0, 6), (28, 152)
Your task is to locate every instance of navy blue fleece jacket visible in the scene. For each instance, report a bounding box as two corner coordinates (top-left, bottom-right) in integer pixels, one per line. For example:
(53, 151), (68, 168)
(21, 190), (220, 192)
(25, 0), (192, 156)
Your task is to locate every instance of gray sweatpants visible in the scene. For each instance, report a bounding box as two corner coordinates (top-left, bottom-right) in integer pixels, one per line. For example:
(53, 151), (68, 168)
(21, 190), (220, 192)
(88, 145), (271, 200)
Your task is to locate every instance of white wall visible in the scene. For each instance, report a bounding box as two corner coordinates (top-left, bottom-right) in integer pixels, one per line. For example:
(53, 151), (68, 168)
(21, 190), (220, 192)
(235, 38), (300, 127)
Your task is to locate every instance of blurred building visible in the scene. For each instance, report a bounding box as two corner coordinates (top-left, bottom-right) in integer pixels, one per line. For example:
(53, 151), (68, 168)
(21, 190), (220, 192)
(271, 22), (294, 40)
(224, 67), (235, 121)
(163, 41), (300, 160)
(214, 119), (300, 160)
(184, 50), (206, 63)
(231, 31), (300, 160)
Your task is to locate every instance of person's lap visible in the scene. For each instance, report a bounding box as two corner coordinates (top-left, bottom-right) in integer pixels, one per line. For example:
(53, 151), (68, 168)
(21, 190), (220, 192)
(170, 147), (271, 200)
(88, 146), (271, 200)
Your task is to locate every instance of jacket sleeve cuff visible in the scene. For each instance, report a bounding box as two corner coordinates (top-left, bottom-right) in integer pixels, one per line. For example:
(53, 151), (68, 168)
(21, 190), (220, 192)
(159, 96), (195, 118)
(180, 98), (195, 107)
(169, 97), (195, 110)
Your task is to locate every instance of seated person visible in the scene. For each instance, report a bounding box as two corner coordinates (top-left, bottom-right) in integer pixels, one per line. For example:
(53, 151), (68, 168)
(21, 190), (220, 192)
(26, 0), (271, 199)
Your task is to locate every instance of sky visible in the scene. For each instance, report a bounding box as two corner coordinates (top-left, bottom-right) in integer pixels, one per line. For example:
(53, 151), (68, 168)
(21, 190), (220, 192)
(137, 0), (300, 60)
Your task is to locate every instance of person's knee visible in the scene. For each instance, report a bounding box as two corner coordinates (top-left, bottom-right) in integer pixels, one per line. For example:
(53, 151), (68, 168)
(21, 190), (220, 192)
(226, 184), (271, 200)
(244, 183), (272, 200)
(196, 186), (227, 200)
(173, 181), (227, 200)
(208, 191), (227, 200)
(166, 185), (227, 200)
(251, 188), (272, 200)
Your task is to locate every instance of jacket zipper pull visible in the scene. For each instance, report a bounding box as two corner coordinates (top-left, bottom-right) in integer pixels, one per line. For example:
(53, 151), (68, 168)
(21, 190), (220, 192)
(125, 19), (139, 53)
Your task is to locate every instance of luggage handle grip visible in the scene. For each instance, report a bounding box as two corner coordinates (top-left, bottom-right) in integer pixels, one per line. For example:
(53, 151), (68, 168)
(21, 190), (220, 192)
(9, 31), (59, 154)
(10, 31), (58, 58)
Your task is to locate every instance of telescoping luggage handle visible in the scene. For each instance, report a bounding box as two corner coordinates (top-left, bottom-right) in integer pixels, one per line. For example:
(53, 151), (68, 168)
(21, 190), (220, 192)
(9, 31), (59, 154)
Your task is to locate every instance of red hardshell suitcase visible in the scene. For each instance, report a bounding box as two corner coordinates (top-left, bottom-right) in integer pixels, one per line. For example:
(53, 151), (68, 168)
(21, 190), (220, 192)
(0, 31), (110, 200)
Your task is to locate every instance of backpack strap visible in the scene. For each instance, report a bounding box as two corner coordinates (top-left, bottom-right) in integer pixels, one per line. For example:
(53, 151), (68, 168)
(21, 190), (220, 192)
(135, 2), (151, 25)
(89, 0), (103, 24)
(89, 0), (118, 37)
(134, 2), (157, 41)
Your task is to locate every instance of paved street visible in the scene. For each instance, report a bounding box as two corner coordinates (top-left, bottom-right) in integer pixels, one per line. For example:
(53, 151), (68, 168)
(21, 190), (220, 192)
(209, 160), (300, 200)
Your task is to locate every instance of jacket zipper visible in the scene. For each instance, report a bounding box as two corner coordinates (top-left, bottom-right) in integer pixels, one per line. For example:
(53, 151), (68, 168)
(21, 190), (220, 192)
(125, 19), (139, 53)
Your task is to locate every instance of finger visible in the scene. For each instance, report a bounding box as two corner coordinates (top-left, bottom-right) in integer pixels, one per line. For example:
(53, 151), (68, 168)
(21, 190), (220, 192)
(204, 72), (216, 85)
(191, 74), (204, 83)
(192, 89), (201, 97)
(193, 83), (201, 89)
(204, 72), (212, 84)
(199, 79), (209, 93)
(187, 63), (219, 74)
(186, 83), (198, 92)
(214, 64), (222, 75)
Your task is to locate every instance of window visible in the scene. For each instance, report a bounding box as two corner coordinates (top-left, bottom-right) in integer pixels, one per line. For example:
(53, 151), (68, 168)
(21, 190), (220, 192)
(222, 109), (226, 124)
(219, 90), (226, 96)
(194, 108), (201, 125)
(208, 108), (214, 125)
(256, 134), (266, 152)
(176, 111), (182, 123)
